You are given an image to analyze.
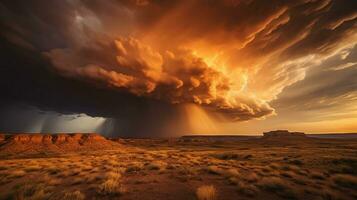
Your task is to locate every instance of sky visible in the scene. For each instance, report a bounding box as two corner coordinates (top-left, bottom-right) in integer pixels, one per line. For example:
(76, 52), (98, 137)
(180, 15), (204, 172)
(0, 0), (356, 137)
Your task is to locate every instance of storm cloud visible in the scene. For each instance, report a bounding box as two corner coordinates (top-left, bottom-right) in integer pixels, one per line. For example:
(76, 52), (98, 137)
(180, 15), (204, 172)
(0, 0), (356, 136)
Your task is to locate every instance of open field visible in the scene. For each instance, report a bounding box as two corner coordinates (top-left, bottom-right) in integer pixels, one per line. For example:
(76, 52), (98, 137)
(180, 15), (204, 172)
(0, 136), (357, 200)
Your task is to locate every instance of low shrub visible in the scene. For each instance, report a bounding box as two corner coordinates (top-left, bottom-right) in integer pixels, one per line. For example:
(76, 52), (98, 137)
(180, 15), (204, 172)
(196, 185), (216, 200)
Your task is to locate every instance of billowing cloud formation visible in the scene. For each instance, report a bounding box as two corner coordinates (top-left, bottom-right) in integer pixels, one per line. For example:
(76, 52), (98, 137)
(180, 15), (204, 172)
(45, 36), (273, 120)
(0, 0), (356, 123)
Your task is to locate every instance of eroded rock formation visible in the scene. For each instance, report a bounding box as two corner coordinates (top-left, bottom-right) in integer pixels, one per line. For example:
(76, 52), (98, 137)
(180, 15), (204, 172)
(0, 133), (121, 155)
(263, 130), (306, 138)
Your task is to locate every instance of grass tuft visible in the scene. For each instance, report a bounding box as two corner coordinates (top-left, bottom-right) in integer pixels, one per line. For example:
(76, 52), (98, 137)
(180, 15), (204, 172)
(14, 183), (50, 200)
(146, 161), (167, 170)
(97, 172), (126, 196)
(258, 177), (298, 199)
(236, 181), (259, 197)
(63, 190), (85, 200)
(196, 185), (216, 200)
(331, 174), (357, 188)
(97, 179), (127, 196)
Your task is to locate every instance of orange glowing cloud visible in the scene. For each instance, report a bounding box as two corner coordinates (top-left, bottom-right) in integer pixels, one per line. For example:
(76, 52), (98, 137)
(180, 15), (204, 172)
(42, 0), (356, 121)
(45, 36), (274, 121)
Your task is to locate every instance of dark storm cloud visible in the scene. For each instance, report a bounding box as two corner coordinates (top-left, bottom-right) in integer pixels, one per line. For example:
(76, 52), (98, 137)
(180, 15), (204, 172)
(0, 0), (194, 136)
(0, 33), (188, 136)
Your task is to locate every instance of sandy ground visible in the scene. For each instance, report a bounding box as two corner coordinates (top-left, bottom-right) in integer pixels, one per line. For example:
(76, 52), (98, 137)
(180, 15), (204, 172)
(0, 137), (357, 200)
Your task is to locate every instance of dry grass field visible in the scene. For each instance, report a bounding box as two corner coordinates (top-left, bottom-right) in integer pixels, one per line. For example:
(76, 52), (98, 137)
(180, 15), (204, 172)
(0, 136), (357, 200)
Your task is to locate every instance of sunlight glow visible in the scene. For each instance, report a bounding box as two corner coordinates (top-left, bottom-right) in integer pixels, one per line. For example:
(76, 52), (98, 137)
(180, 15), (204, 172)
(182, 104), (218, 134)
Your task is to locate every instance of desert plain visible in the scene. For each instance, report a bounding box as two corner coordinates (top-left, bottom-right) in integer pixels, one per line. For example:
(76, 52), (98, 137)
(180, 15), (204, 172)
(0, 133), (356, 200)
